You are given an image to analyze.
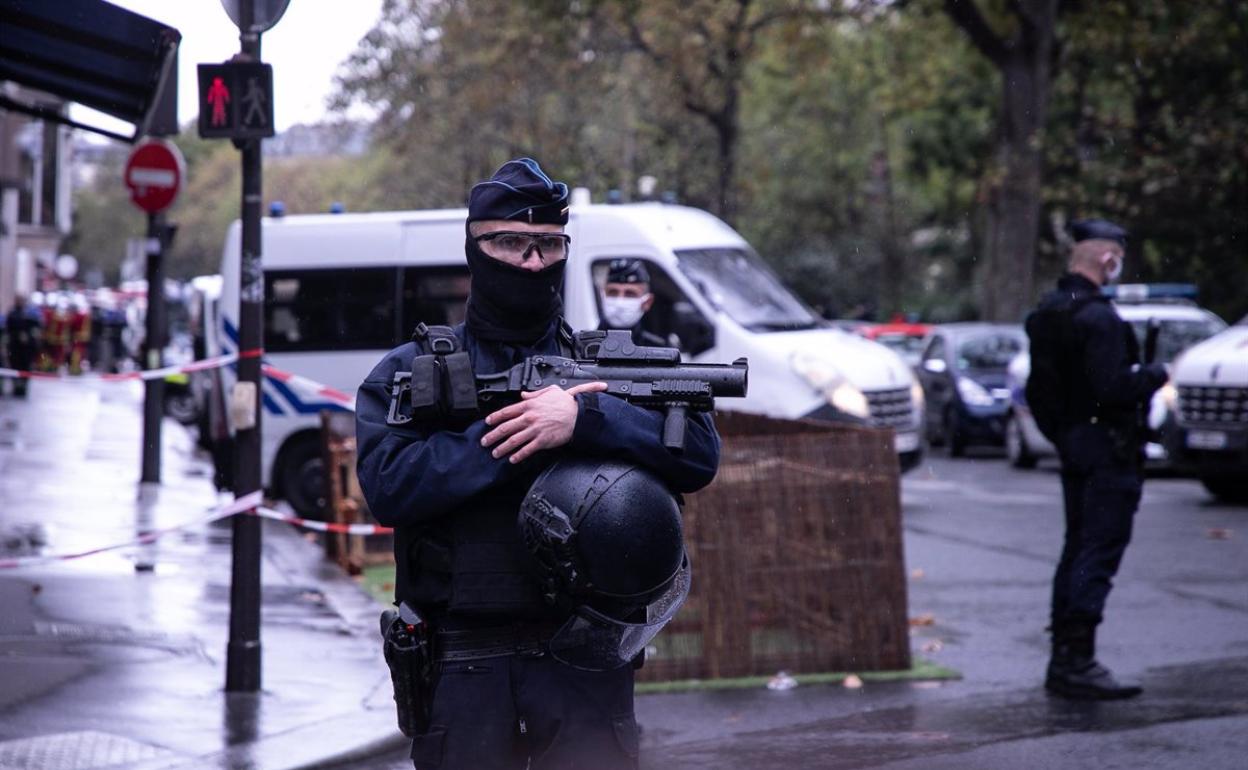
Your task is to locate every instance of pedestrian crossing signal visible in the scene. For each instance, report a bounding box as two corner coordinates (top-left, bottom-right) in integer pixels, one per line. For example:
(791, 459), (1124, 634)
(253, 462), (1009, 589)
(197, 61), (275, 140)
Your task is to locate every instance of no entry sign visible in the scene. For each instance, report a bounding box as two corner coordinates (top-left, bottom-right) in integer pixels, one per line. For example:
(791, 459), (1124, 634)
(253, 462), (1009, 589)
(125, 139), (185, 214)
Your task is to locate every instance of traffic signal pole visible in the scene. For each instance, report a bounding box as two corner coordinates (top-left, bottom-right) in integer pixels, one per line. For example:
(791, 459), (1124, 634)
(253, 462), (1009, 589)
(225, 0), (264, 693)
(140, 212), (167, 487)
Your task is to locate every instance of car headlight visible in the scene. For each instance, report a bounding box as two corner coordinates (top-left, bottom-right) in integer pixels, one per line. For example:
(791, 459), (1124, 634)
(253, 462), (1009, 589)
(1160, 383), (1177, 410)
(956, 376), (995, 407)
(831, 382), (871, 418)
(791, 352), (871, 419)
(910, 381), (925, 411)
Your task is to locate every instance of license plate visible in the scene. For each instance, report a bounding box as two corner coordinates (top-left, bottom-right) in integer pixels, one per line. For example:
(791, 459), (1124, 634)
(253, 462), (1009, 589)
(895, 432), (920, 453)
(1187, 430), (1228, 450)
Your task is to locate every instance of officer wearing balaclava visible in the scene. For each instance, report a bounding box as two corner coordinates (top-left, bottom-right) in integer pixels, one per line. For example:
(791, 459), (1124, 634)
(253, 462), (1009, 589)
(1024, 218), (1168, 701)
(597, 258), (666, 347)
(354, 158), (720, 769)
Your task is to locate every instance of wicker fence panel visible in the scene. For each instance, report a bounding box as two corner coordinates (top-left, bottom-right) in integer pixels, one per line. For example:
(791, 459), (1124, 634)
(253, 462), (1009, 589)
(638, 411), (910, 681)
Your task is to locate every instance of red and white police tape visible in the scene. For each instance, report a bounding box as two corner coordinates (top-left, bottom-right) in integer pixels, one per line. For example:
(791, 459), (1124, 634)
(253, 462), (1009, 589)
(0, 491), (393, 570)
(0, 491), (262, 570)
(0, 348), (260, 382)
(0, 347), (357, 411)
(254, 507), (392, 536)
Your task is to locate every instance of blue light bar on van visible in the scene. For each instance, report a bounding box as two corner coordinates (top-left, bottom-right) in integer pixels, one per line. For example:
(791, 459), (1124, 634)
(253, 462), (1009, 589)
(1102, 283), (1198, 302)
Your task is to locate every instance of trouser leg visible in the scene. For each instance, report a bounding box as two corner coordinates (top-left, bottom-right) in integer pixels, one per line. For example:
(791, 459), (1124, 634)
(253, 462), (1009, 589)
(410, 657), (525, 770)
(1064, 465), (1141, 626)
(516, 657), (639, 770)
(1050, 469), (1087, 628)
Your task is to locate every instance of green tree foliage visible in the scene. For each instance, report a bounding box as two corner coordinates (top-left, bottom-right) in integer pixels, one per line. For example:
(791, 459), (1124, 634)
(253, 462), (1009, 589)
(1045, 0), (1248, 323)
(69, 0), (1244, 325)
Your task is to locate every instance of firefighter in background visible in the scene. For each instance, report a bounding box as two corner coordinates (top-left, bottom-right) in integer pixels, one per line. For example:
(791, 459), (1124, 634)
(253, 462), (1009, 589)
(68, 297), (92, 374)
(37, 300), (70, 371)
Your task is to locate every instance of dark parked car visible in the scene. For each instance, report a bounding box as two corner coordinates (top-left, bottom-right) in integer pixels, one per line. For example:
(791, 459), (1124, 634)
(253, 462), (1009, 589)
(918, 323), (1027, 456)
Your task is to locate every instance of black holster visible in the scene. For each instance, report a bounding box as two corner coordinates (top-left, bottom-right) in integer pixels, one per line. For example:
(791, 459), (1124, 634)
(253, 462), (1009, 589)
(380, 605), (433, 738)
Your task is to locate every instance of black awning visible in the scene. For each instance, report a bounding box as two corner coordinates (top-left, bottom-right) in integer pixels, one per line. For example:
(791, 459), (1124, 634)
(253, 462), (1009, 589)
(0, 0), (180, 140)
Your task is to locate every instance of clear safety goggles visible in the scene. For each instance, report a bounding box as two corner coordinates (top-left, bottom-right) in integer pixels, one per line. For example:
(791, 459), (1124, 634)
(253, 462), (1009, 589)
(474, 231), (571, 263)
(547, 554), (691, 671)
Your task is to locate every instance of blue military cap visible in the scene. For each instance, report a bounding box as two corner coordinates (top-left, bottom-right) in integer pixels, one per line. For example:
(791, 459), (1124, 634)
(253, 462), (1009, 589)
(468, 157), (569, 226)
(1069, 218), (1128, 247)
(606, 258), (650, 285)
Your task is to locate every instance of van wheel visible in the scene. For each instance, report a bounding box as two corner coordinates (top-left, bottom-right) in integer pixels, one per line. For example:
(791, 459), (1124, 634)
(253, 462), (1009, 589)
(278, 436), (328, 520)
(1201, 476), (1248, 504)
(1006, 414), (1037, 469)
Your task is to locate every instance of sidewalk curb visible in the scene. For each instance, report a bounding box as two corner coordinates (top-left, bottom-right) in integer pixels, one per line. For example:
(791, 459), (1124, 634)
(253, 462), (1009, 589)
(124, 709), (408, 770)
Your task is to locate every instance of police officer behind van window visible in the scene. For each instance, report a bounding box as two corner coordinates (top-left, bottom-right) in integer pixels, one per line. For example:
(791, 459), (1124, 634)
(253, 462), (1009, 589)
(1025, 218), (1168, 700)
(354, 158), (720, 769)
(598, 258), (666, 347)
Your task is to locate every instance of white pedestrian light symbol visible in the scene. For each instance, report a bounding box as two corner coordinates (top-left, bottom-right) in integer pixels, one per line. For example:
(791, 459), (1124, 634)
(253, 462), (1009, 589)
(242, 77), (268, 127)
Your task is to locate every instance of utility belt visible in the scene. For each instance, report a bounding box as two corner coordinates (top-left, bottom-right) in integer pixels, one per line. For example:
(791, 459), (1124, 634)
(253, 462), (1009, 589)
(380, 606), (562, 737)
(433, 620), (562, 662)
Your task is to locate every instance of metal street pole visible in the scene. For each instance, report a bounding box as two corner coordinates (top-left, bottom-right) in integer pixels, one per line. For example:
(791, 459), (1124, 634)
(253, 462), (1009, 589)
(140, 212), (167, 486)
(225, 0), (264, 693)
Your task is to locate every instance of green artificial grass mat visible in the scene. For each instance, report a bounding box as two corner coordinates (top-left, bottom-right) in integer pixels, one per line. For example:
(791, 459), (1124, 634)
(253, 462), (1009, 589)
(635, 658), (960, 694)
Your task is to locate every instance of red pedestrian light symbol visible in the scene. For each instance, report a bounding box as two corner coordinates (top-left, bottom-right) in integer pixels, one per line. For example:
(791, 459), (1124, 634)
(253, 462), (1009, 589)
(207, 77), (231, 127)
(198, 61), (275, 140)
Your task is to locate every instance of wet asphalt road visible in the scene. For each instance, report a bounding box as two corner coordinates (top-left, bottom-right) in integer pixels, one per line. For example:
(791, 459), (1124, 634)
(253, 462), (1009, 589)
(330, 450), (1248, 770)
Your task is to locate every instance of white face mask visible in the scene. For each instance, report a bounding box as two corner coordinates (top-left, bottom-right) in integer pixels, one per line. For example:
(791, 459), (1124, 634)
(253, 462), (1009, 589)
(601, 294), (650, 328)
(1102, 252), (1124, 284)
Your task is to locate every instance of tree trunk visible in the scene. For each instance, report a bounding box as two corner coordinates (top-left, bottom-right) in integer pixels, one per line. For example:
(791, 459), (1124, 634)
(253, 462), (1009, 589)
(944, 0), (1060, 321)
(980, 48), (1052, 321)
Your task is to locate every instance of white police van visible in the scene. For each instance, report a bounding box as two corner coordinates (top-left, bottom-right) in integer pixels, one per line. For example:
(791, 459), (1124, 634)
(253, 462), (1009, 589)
(1165, 314), (1248, 502)
(216, 198), (924, 515)
(1005, 284), (1226, 470)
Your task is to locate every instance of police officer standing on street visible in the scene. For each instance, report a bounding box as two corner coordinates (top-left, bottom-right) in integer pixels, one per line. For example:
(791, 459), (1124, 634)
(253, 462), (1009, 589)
(4, 295), (40, 398)
(598, 258), (666, 347)
(355, 158), (720, 768)
(1025, 218), (1168, 700)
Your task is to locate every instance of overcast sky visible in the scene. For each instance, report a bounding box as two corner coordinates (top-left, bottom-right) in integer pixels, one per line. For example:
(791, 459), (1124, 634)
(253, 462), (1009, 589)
(77, 0), (384, 134)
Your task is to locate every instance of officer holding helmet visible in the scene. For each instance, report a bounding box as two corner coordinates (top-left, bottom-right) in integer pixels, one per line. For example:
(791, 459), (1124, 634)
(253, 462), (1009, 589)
(1025, 218), (1168, 700)
(598, 258), (666, 347)
(355, 158), (720, 769)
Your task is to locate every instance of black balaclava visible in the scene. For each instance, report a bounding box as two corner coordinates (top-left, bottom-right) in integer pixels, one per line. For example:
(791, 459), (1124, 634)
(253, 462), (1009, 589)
(465, 157), (571, 343)
(464, 233), (566, 342)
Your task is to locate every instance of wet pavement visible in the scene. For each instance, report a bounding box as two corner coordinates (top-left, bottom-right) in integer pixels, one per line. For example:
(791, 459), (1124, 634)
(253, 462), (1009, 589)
(0, 380), (397, 769)
(3, 380), (1245, 769)
(329, 450), (1248, 770)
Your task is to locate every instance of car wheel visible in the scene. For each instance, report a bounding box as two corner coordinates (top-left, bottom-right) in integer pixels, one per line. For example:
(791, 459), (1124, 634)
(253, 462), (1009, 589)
(947, 407), (966, 457)
(1006, 414), (1037, 469)
(1200, 476), (1248, 504)
(279, 436), (328, 520)
(164, 390), (198, 425)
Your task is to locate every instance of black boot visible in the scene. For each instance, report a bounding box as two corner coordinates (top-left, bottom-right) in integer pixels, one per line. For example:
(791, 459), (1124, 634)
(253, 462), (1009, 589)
(1045, 623), (1142, 700)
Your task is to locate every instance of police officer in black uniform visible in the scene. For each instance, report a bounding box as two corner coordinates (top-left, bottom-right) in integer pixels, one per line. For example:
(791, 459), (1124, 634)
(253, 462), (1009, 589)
(1025, 218), (1168, 700)
(598, 259), (666, 348)
(355, 158), (720, 768)
(4, 295), (40, 398)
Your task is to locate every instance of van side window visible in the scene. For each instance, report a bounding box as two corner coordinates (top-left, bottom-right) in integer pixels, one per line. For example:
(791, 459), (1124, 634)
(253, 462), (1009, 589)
(265, 268), (397, 352)
(591, 258), (715, 356)
(401, 267), (471, 332)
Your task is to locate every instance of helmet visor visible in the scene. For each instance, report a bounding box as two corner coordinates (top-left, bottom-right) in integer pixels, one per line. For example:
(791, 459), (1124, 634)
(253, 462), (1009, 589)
(547, 555), (690, 671)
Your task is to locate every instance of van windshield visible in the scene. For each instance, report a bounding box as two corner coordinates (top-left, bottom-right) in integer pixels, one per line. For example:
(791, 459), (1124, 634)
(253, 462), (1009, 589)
(675, 248), (818, 332)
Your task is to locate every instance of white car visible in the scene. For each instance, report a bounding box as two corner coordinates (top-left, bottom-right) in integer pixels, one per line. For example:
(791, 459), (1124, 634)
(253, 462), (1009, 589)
(1164, 315), (1248, 502)
(1006, 289), (1226, 469)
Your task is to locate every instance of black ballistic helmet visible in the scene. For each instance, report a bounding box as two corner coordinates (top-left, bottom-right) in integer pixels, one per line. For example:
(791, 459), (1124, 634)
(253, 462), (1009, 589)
(519, 459), (690, 670)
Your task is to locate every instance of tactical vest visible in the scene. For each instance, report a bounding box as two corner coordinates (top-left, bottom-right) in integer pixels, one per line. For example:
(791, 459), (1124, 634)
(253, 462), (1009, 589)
(392, 322), (574, 619)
